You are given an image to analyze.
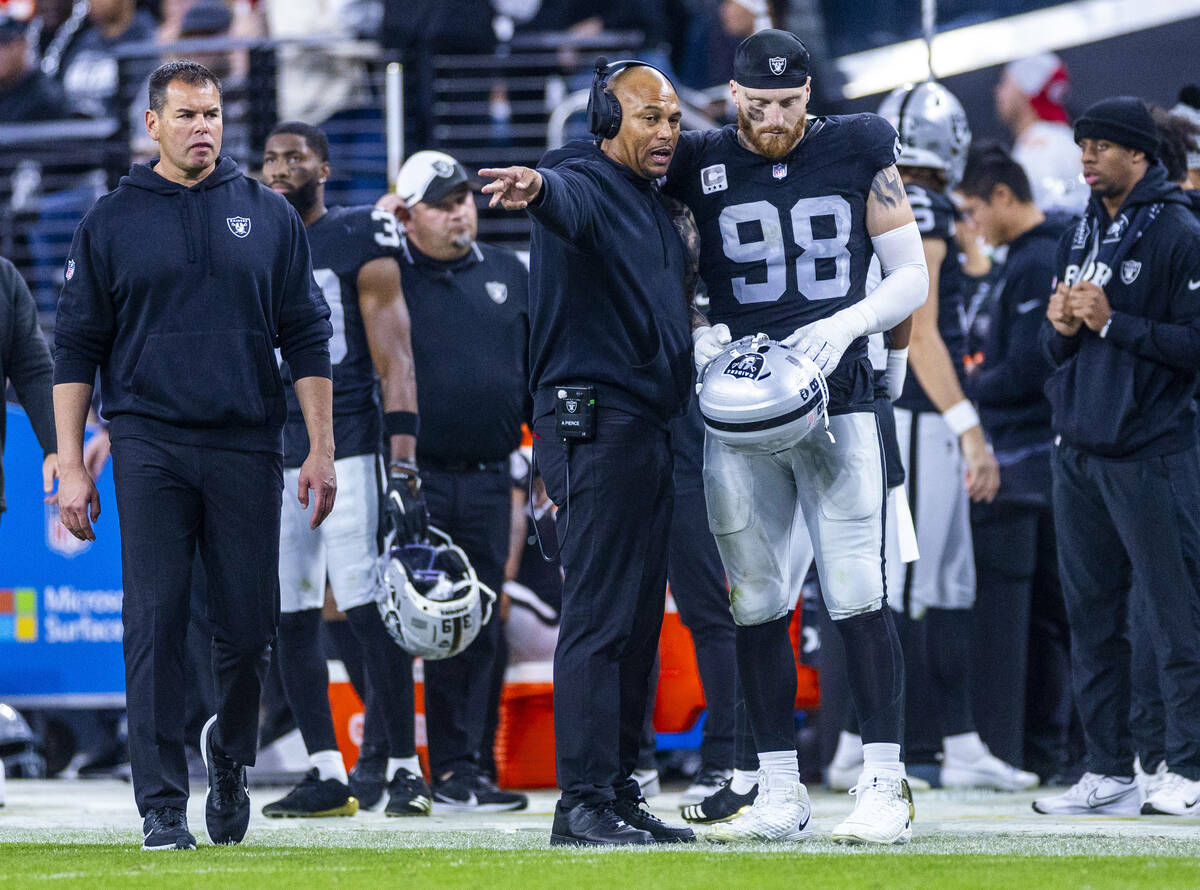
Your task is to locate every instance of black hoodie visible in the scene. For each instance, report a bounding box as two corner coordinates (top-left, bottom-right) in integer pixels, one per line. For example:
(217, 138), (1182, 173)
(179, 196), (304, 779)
(54, 157), (332, 453)
(526, 140), (692, 425)
(1043, 165), (1200, 459)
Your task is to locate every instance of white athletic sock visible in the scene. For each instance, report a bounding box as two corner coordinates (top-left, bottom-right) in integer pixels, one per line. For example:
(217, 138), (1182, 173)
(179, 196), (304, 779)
(388, 755), (422, 781)
(832, 730), (864, 765)
(758, 750), (800, 786)
(311, 749), (348, 784)
(943, 731), (988, 762)
(730, 768), (758, 795)
(862, 742), (903, 779)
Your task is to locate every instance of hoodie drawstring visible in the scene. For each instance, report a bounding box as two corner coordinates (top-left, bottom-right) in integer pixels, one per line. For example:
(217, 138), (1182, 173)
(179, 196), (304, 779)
(178, 192), (195, 264)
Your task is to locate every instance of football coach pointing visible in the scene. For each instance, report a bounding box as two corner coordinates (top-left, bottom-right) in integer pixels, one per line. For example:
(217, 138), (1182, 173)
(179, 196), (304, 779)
(52, 60), (335, 851)
(481, 61), (696, 846)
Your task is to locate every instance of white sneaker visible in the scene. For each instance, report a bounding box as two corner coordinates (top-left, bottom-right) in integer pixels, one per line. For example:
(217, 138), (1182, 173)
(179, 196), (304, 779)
(1135, 756), (1168, 802)
(631, 768), (660, 799)
(827, 756), (863, 792)
(680, 768), (731, 806)
(941, 747), (1039, 791)
(1142, 770), (1200, 815)
(831, 774), (914, 845)
(707, 771), (813, 843)
(1032, 772), (1139, 815)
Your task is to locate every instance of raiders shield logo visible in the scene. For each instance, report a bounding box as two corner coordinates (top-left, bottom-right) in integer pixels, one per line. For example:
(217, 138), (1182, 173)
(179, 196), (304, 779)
(1121, 260), (1142, 285)
(485, 281), (508, 304)
(769, 56), (787, 75)
(432, 159), (454, 177)
(227, 216), (251, 238)
(723, 353), (765, 380)
(565, 399), (579, 413)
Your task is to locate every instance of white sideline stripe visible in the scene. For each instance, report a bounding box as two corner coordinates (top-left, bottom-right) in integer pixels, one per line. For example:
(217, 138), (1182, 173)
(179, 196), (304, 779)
(837, 0), (1200, 98)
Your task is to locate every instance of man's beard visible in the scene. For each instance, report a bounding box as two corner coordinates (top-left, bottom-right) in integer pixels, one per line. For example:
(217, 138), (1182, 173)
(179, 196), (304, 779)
(281, 176), (321, 215)
(737, 107), (806, 160)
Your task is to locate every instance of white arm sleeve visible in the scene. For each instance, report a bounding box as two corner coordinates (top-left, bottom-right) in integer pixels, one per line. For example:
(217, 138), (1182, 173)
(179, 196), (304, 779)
(829, 221), (928, 339)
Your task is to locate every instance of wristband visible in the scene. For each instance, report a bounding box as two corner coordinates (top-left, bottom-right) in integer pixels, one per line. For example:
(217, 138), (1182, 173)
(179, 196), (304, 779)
(942, 399), (980, 437)
(383, 410), (419, 438)
(1098, 317), (1113, 339)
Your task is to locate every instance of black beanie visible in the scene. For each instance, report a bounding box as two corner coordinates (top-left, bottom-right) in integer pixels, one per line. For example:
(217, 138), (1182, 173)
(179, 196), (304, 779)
(733, 29), (810, 89)
(1074, 96), (1159, 160)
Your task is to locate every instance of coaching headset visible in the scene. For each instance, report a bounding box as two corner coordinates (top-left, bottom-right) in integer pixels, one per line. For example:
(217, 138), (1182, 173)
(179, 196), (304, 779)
(586, 57), (675, 141)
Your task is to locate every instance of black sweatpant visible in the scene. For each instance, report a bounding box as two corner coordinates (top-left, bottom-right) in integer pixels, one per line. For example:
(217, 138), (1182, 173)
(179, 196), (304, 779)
(534, 408), (674, 807)
(112, 435), (281, 816)
(420, 462), (511, 778)
(1053, 441), (1200, 780)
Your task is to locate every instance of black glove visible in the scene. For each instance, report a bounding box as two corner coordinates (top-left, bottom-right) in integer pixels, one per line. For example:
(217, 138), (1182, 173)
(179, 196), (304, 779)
(386, 460), (428, 544)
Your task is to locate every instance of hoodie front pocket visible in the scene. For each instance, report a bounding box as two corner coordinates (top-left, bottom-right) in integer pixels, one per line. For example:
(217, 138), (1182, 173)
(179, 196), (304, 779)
(131, 330), (279, 427)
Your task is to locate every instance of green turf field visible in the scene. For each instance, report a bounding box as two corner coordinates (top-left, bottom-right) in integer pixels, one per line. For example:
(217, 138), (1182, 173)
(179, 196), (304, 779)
(9, 843), (1200, 890)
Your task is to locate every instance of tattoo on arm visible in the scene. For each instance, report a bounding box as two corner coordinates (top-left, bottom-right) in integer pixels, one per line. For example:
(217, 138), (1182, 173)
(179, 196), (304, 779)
(660, 193), (702, 306)
(869, 166), (906, 211)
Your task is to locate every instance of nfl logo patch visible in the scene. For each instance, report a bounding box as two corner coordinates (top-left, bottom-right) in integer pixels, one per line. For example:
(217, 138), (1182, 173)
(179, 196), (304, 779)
(65, 259), (75, 281)
(485, 281), (508, 304)
(1121, 260), (1142, 285)
(227, 216), (251, 238)
(772, 163), (787, 180)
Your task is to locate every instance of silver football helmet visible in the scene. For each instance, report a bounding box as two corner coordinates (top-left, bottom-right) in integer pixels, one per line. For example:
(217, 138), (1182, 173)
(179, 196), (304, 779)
(378, 526), (496, 660)
(878, 81), (972, 187)
(0, 702), (45, 778)
(698, 334), (830, 454)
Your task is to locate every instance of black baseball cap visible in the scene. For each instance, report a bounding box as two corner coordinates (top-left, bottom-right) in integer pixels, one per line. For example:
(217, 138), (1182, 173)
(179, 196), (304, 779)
(733, 29), (810, 90)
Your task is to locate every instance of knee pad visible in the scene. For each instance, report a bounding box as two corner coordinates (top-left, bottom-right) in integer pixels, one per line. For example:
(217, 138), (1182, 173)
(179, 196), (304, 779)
(825, 593), (885, 622)
(729, 582), (792, 627)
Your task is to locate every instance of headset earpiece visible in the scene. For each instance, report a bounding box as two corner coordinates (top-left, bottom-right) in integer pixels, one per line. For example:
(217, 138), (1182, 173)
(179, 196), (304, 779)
(585, 57), (674, 142)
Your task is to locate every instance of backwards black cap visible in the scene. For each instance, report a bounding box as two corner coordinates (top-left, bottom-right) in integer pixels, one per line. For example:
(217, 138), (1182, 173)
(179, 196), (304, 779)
(733, 29), (810, 90)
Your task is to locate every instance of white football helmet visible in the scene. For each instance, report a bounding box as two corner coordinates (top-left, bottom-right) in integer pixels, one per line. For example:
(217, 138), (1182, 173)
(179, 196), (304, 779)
(378, 526), (495, 660)
(698, 334), (830, 454)
(877, 81), (972, 187)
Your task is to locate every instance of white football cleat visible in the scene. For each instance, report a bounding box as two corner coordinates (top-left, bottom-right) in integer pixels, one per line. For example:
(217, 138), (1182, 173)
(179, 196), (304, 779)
(827, 756), (863, 792)
(707, 772), (812, 843)
(1032, 773), (1139, 815)
(941, 747), (1039, 791)
(831, 775), (914, 845)
(1142, 770), (1200, 815)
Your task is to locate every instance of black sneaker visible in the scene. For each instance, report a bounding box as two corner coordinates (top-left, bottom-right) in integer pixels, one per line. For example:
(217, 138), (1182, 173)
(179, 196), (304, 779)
(432, 770), (526, 812)
(681, 778), (758, 824)
(142, 807), (196, 850)
(202, 715), (250, 845)
(385, 767), (433, 817)
(550, 800), (654, 846)
(262, 768), (359, 818)
(614, 795), (696, 843)
(348, 746), (387, 809)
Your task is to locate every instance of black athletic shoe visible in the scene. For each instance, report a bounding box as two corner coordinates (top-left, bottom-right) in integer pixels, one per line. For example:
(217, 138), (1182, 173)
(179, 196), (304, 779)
(142, 807), (196, 850)
(681, 779), (758, 824)
(385, 767), (433, 817)
(348, 746), (387, 809)
(202, 715), (250, 845)
(432, 770), (527, 812)
(614, 795), (696, 843)
(550, 800), (654, 846)
(262, 768), (359, 818)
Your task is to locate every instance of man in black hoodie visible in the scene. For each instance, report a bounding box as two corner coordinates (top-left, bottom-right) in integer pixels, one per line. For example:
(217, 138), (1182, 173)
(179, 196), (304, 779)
(52, 61), (334, 851)
(480, 62), (695, 847)
(1033, 97), (1200, 817)
(957, 145), (1072, 783)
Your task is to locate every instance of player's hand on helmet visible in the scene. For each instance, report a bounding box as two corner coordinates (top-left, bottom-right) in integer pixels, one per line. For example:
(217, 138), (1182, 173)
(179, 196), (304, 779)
(961, 427), (1000, 504)
(782, 313), (858, 374)
(386, 460), (428, 543)
(693, 323), (732, 374)
(375, 192), (409, 220)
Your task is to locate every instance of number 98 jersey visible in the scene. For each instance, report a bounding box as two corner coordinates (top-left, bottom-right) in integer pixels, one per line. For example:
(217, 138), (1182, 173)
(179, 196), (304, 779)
(282, 204), (403, 467)
(664, 113), (900, 410)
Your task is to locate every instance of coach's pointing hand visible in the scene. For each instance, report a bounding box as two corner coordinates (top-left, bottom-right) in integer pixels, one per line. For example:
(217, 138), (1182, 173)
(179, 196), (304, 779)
(479, 166), (543, 210)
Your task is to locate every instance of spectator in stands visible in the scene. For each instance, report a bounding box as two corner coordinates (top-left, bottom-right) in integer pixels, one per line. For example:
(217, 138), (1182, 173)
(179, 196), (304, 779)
(994, 53), (1089, 214)
(1171, 86), (1200, 189)
(678, 0), (771, 91)
(59, 0), (158, 119)
(1, 256), (57, 529)
(0, 13), (69, 122)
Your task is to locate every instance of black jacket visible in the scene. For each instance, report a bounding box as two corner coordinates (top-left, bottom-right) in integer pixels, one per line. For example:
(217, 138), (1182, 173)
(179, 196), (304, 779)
(964, 217), (1065, 453)
(54, 157), (331, 453)
(527, 140), (691, 425)
(1, 258), (56, 514)
(1043, 165), (1200, 459)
